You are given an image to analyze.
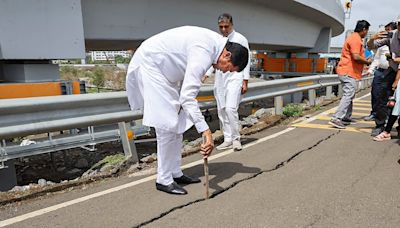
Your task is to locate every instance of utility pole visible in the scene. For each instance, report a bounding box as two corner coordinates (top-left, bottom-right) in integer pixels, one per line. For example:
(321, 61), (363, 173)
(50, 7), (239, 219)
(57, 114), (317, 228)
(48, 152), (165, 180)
(344, 0), (353, 19)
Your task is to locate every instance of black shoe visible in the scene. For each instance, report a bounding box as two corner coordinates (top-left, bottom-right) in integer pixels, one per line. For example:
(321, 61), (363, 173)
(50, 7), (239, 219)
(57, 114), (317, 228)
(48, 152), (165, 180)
(156, 182), (187, 195)
(173, 175), (201, 184)
(371, 128), (383, 137)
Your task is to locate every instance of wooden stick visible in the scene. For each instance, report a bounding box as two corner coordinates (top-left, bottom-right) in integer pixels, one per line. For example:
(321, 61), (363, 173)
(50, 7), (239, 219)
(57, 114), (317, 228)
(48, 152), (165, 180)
(202, 135), (210, 199)
(204, 157), (209, 199)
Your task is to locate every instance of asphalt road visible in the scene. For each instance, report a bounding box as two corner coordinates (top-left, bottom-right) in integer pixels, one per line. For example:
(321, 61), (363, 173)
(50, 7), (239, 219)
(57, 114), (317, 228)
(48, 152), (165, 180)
(1, 94), (399, 228)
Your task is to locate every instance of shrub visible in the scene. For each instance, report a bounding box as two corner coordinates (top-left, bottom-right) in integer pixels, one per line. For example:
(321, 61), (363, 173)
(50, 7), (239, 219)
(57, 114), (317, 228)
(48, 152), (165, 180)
(283, 103), (303, 117)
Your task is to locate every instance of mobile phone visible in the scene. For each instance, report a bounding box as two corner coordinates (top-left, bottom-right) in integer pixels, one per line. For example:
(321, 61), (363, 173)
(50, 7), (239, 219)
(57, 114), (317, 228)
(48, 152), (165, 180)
(386, 32), (393, 38)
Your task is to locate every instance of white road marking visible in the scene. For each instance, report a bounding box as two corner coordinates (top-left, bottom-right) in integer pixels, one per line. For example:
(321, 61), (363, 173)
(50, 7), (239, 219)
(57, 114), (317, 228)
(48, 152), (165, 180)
(0, 127), (296, 227)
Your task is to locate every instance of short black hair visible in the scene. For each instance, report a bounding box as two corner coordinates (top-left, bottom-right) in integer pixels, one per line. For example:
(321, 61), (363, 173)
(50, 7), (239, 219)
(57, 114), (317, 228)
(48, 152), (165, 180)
(218, 13), (233, 24)
(385, 21), (397, 30)
(225, 41), (248, 72)
(354, 20), (371, 32)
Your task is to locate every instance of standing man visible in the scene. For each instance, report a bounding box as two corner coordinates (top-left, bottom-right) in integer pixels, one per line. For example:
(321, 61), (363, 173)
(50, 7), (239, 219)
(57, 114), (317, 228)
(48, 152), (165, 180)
(126, 26), (248, 195)
(363, 22), (397, 121)
(329, 20), (372, 129)
(203, 13), (251, 151)
(368, 19), (400, 136)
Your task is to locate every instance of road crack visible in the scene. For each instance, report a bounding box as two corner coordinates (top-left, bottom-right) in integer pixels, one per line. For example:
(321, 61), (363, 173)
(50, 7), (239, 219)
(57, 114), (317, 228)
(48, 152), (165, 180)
(134, 131), (340, 227)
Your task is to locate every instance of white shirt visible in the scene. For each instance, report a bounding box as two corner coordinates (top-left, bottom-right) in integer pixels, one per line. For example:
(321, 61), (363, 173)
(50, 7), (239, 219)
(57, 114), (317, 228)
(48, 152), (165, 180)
(126, 26), (228, 133)
(368, 45), (390, 74)
(372, 29), (400, 70)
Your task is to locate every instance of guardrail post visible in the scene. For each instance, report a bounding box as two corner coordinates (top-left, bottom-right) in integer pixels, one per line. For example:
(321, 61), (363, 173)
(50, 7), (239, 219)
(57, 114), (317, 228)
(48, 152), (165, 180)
(0, 140), (17, 191)
(308, 89), (316, 106)
(118, 122), (139, 163)
(338, 84), (343, 98)
(274, 96), (283, 115)
(326, 86), (333, 100)
(0, 160), (17, 191)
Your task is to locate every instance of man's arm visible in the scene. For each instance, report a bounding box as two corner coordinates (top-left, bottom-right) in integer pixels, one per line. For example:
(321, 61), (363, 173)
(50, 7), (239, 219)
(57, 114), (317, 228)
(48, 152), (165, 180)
(202, 66), (214, 83)
(240, 37), (251, 94)
(352, 53), (372, 65)
(366, 49), (379, 74)
(180, 48), (214, 156)
(367, 31), (389, 50)
(392, 68), (400, 90)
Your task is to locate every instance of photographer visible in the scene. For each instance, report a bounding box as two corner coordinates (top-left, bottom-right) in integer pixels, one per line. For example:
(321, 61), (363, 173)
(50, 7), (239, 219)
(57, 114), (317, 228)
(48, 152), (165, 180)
(373, 70), (400, 141)
(364, 22), (397, 121)
(368, 19), (400, 137)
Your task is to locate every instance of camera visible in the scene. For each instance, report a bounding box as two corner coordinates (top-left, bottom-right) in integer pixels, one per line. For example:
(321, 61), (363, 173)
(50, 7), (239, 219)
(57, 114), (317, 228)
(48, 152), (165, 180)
(386, 32), (393, 38)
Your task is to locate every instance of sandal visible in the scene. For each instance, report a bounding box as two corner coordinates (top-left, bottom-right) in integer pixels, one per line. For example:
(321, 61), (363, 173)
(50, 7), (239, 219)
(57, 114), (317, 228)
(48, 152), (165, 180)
(373, 132), (391, 141)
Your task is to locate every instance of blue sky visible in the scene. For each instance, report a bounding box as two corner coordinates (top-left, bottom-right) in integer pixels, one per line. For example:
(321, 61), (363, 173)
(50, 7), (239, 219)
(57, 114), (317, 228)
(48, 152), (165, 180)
(331, 0), (400, 47)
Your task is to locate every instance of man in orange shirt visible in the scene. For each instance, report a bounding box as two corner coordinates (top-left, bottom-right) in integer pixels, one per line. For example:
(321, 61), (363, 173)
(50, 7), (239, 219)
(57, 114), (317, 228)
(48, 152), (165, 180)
(329, 20), (372, 129)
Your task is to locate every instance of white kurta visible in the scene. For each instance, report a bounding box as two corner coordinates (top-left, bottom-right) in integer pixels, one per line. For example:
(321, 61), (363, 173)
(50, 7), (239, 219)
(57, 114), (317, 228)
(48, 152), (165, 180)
(126, 26), (228, 134)
(206, 30), (250, 142)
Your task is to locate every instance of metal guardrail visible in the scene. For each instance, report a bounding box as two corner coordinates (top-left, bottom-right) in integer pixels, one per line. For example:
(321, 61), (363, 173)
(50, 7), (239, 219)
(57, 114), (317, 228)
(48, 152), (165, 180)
(0, 74), (373, 166)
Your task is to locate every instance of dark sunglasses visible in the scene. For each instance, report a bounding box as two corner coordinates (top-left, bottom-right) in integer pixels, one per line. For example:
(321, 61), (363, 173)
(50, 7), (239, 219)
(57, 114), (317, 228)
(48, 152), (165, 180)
(219, 25), (230, 29)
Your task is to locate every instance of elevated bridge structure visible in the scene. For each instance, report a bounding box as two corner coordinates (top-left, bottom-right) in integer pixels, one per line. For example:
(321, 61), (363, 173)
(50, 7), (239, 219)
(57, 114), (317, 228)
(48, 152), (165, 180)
(0, 0), (344, 84)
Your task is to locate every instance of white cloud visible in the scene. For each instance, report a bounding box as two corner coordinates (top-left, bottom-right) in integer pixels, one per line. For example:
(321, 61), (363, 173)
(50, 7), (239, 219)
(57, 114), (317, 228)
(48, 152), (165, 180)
(331, 0), (400, 47)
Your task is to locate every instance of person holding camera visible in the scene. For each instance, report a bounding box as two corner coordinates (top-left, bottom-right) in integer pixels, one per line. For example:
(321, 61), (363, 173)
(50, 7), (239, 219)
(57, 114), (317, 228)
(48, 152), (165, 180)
(368, 19), (400, 137)
(363, 22), (397, 122)
(373, 69), (400, 141)
(329, 20), (372, 129)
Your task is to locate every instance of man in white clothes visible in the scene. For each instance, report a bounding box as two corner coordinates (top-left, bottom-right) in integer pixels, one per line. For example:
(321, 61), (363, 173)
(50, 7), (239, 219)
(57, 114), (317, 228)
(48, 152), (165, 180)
(203, 13), (251, 151)
(126, 26), (249, 195)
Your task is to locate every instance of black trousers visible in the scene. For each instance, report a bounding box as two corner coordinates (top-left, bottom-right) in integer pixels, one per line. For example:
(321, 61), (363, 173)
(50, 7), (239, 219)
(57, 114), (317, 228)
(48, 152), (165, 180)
(370, 68), (385, 115)
(374, 67), (396, 129)
(384, 115), (399, 133)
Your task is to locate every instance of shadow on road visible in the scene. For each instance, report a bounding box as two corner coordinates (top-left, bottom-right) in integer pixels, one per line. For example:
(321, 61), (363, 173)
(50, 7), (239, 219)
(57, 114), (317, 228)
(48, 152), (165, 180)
(183, 162), (261, 192)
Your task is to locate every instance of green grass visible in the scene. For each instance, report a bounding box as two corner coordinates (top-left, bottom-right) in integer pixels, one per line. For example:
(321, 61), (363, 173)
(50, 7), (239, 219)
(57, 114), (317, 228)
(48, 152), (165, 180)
(283, 103), (304, 117)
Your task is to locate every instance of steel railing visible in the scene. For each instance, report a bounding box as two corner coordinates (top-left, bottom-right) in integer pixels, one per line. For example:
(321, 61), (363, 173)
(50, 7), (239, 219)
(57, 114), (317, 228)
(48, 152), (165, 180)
(0, 74), (373, 166)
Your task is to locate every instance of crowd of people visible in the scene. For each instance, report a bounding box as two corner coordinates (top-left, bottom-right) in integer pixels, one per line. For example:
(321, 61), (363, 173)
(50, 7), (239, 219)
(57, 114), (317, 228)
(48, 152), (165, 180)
(329, 18), (400, 142)
(124, 14), (400, 195)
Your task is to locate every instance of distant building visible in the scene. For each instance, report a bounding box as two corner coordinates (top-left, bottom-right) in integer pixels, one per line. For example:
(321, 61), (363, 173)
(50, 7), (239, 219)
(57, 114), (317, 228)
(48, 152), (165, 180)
(89, 51), (132, 62)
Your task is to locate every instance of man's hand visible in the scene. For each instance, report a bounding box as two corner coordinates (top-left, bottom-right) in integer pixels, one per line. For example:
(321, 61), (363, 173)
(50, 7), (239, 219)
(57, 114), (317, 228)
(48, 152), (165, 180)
(392, 79), (398, 91)
(393, 70), (400, 90)
(371, 31), (388, 41)
(367, 58), (373, 65)
(200, 129), (214, 158)
(393, 57), (400, 64)
(362, 71), (373, 77)
(201, 75), (209, 83)
(241, 80), (248, 94)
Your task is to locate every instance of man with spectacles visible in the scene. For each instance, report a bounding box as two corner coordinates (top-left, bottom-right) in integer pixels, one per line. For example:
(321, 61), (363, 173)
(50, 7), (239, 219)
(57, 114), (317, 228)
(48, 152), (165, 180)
(363, 22), (397, 122)
(368, 19), (400, 137)
(203, 13), (250, 151)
